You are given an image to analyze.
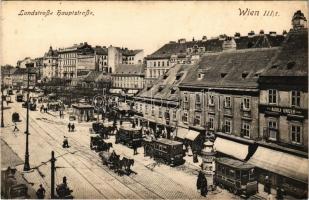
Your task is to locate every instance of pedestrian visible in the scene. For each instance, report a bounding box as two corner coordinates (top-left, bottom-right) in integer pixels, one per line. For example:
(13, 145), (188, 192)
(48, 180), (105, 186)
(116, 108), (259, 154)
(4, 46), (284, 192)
(68, 123), (71, 132)
(133, 140), (138, 155)
(63, 136), (69, 148)
(264, 176), (272, 194)
(13, 122), (19, 132)
(71, 123), (75, 132)
(40, 105), (44, 112)
(196, 170), (203, 190)
(200, 173), (208, 197)
(36, 184), (46, 199)
(276, 186), (284, 200)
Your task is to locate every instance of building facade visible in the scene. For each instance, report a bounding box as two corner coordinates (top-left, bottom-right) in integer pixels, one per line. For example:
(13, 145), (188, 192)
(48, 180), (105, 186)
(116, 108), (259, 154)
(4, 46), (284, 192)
(43, 46), (59, 80)
(250, 12), (308, 198)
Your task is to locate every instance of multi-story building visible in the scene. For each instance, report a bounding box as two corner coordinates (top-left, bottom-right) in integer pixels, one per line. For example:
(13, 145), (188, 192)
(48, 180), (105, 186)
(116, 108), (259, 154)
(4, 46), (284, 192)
(108, 46), (144, 74)
(58, 42), (94, 79)
(94, 46), (108, 73)
(110, 64), (145, 95)
(1, 66), (17, 88)
(133, 63), (195, 139)
(43, 46), (58, 80)
(179, 38), (279, 160)
(145, 32), (285, 86)
(249, 11), (308, 198)
(17, 57), (35, 68)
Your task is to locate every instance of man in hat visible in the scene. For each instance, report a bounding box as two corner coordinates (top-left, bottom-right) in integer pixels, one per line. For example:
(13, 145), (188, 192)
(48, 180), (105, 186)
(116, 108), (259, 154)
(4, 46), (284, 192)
(36, 184), (46, 199)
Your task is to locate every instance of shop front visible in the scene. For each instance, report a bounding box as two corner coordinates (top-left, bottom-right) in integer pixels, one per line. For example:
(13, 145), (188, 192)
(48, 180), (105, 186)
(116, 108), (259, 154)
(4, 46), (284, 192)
(248, 146), (308, 198)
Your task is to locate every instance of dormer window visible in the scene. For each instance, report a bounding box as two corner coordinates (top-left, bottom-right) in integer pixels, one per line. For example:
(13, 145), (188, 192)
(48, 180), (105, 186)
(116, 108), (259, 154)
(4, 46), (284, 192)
(242, 73), (249, 79)
(176, 74), (182, 80)
(221, 73), (227, 78)
(198, 73), (204, 80)
(287, 61), (296, 69)
(163, 74), (168, 79)
(171, 87), (177, 94)
(158, 85), (164, 92)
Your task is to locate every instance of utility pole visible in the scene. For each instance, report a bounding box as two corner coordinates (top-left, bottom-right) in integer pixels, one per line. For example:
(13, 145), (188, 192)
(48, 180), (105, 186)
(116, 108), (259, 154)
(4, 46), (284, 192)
(51, 151), (56, 199)
(23, 67), (31, 171)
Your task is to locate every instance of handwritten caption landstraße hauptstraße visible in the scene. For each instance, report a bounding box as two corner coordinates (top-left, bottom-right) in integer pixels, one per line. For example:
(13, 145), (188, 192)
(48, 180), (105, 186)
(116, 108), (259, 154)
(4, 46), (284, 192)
(18, 9), (94, 17)
(239, 8), (279, 17)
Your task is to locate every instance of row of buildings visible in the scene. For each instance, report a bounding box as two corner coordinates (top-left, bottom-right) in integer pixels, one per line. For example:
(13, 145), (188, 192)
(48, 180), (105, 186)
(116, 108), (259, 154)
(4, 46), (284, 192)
(132, 10), (308, 198)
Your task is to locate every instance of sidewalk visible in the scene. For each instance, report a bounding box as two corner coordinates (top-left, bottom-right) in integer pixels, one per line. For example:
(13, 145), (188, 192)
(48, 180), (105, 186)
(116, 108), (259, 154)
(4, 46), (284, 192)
(1, 139), (37, 199)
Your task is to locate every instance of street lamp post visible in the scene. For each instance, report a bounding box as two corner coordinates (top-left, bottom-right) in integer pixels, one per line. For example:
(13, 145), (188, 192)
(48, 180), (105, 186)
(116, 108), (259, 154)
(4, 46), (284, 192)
(1, 87), (4, 127)
(24, 66), (33, 171)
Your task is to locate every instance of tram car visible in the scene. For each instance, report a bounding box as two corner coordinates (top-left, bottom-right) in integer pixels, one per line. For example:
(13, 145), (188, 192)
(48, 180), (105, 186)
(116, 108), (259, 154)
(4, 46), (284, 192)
(215, 157), (258, 197)
(22, 102), (36, 111)
(16, 94), (24, 102)
(115, 126), (143, 148)
(144, 138), (184, 166)
(12, 112), (20, 122)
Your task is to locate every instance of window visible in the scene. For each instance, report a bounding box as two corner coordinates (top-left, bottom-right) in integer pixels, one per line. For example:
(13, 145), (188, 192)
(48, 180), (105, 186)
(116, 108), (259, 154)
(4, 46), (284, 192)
(167, 61), (169, 66)
(224, 96), (231, 108)
(268, 89), (277, 104)
(151, 105), (155, 116)
(268, 120), (278, 141)
(291, 125), (301, 144)
(183, 93), (189, 109)
(182, 112), (188, 123)
(194, 114), (201, 126)
(159, 107), (162, 118)
(224, 120), (231, 133)
(208, 95), (214, 106)
(162, 61), (165, 67)
(172, 110), (177, 121)
(195, 94), (201, 110)
(145, 104), (148, 114)
(208, 116), (214, 130)
(291, 91), (301, 107)
(243, 97), (250, 110)
(242, 122), (250, 138)
(154, 62), (156, 67)
(158, 61), (160, 67)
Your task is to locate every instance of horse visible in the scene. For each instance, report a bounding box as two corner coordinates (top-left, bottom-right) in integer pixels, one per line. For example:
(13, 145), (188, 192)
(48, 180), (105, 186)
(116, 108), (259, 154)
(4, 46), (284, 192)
(121, 157), (134, 175)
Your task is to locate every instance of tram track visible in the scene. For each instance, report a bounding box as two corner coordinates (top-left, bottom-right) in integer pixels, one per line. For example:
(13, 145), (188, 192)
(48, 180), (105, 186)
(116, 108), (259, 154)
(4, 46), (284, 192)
(22, 111), (164, 199)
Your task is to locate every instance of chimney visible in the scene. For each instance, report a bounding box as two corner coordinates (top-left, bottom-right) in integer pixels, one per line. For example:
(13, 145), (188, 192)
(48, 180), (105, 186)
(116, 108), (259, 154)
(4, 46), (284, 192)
(178, 38), (186, 43)
(248, 31), (255, 38)
(234, 32), (241, 39)
(269, 31), (277, 36)
(219, 34), (226, 41)
(202, 36), (207, 42)
(282, 30), (288, 37)
(169, 41), (176, 44)
(192, 37), (195, 42)
(259, 30), (265, 35)
(222, 37), (236, 51)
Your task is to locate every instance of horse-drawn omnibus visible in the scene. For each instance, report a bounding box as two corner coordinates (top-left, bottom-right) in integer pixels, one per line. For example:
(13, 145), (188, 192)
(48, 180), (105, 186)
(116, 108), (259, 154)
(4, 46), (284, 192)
(116, 126), (143, 148)
(144, 138), (184, 166)
(215, 157), (258, 197)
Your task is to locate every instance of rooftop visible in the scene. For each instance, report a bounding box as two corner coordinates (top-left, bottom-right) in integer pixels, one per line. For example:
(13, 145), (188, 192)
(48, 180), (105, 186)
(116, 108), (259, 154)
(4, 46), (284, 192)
(114, 64), (145, 76)
(260, 28), (308, 77)
(137, 63), (195, 101)
(180, 47), (279, 89)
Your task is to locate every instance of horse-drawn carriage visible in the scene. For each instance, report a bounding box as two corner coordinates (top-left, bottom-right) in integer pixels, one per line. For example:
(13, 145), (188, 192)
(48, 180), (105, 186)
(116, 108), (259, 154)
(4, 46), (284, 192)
(89, 122), (117, 138)
(22, 101), (36, 111)
(215, 157), (258, 197)
(12, 112), (20, 122)
(99, 151), (134, 176)
(90, 135), (112, 152)
(143, 138), (184, 167)
(115, 126), (143, 148)
(55, 177), (73, 199)
(16, 94), (24, 102)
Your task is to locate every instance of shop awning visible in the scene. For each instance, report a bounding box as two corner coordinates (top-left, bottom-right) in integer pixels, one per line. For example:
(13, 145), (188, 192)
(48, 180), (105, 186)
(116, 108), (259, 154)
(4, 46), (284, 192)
(185, 130), (200, 141)
(176, 127), (188, 139)
(128, 89), (139, 94)
(109, 89), (122, 94)
(214, 137), (249, 161)
(248, 146), (308, 183)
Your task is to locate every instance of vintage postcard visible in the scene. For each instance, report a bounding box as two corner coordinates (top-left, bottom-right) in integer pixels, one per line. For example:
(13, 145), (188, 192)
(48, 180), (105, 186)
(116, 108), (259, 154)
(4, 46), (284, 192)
(0, 1), (308, 199)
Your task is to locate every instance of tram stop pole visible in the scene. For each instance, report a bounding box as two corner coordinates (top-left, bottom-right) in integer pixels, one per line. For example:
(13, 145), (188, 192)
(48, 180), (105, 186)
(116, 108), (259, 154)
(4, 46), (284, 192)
(51, 151), (56, 199)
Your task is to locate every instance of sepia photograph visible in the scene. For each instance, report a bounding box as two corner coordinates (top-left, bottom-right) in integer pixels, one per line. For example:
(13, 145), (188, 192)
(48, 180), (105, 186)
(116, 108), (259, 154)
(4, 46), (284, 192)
(0, 1), (308, 199)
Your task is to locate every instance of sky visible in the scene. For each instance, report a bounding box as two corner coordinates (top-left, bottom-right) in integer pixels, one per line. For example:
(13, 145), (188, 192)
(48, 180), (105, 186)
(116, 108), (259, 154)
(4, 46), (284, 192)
(1, 1), (308, 66)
